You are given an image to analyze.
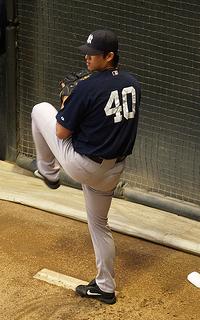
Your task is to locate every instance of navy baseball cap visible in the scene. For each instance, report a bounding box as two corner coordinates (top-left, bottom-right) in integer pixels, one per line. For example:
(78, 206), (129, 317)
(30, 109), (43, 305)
(79, 30), (118, 55)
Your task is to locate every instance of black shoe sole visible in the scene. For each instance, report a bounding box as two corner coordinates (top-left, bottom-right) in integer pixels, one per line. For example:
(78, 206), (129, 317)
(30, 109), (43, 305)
(34, 170), (60, 189)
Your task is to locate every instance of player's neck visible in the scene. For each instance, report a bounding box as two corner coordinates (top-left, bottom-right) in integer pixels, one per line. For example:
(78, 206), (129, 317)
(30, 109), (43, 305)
(102, 65), (117, 71)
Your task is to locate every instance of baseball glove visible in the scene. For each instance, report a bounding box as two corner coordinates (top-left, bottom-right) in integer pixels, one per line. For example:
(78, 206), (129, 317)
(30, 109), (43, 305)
(59, 69), (91, 103)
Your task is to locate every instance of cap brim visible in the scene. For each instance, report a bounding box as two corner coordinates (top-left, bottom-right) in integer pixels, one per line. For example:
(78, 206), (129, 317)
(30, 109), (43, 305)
(78, 44), (104, 55)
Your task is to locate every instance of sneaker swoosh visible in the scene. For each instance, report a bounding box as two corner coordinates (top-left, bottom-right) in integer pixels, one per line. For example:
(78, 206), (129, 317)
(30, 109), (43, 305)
(86, 290), (101, 296)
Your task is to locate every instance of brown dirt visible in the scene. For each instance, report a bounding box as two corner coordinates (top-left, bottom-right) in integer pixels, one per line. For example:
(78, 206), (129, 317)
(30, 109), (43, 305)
(0, 199), (199, 320)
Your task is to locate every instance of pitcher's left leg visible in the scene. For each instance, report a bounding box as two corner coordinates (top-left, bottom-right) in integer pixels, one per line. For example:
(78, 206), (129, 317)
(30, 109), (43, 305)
(82, 184), (116, 293)
(31, 102), (61, 181)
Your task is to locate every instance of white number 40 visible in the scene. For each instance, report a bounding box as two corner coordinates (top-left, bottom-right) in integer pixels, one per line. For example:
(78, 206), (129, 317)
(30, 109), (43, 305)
(104, 86), (136, 123)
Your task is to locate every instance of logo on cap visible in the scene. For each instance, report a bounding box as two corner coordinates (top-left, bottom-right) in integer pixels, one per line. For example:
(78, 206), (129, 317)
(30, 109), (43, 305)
(87, 34), (93, 44)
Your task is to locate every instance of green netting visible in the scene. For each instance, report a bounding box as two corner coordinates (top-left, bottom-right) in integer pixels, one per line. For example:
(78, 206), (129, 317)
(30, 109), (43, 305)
(17, 0), (200, 205)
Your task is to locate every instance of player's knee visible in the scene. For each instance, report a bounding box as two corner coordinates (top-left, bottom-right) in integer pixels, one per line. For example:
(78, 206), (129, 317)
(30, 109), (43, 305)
(31, 102), (51, 120)
(32, 102), (43, 119)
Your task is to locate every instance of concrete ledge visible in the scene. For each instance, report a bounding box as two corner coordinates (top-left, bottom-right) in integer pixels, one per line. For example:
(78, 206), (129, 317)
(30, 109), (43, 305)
(16, 154), (200, 221)
(124, 188), (200, 222)
(0, 160), (200, 256)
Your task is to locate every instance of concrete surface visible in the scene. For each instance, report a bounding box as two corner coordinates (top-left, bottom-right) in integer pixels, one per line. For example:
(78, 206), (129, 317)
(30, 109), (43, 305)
(0, 200), (200, 320)
(0, 160), (199, 256)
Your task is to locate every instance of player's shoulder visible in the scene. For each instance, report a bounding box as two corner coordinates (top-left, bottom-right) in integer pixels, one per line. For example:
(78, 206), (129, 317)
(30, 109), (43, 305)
(75, 71), (103, 92)
(72, 72), (92, 94)
(119, 69), (138, 80)
(76, 69), (140, 90)
(120, 70), (141, 89)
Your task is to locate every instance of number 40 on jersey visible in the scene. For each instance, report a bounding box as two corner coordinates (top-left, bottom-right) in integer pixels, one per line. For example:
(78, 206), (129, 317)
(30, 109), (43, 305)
(104, 86), (136, 123)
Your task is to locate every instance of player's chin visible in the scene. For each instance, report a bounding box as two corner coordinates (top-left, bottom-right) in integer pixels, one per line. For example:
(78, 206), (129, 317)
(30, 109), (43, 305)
(87, 66), (101, 73)
(86, 64), (93, 72)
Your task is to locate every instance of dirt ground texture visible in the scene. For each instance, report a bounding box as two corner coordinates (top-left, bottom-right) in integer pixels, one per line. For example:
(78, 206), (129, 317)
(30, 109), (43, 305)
(0, 200), (199, 320)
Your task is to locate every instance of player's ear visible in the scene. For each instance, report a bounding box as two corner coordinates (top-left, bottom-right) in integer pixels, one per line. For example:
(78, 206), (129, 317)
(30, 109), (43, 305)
(106, 52), (114, 62)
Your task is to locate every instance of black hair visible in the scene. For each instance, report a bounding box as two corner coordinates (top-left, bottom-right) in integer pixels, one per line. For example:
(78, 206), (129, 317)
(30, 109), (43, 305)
(103, 52), (119, 68)
(113, 52), (119, 68)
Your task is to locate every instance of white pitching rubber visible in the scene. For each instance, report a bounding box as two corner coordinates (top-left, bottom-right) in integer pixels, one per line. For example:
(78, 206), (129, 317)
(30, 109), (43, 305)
(33, 268), (88, 291)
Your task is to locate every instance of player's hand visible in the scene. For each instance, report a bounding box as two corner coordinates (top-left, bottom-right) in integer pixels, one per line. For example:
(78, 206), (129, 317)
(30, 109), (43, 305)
(59, 69), (91, 107)
(60, 95), (69, 109)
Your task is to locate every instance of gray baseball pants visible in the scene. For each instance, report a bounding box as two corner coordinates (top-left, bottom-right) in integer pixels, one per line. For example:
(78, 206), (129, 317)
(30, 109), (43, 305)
(31, 102), (125, 293)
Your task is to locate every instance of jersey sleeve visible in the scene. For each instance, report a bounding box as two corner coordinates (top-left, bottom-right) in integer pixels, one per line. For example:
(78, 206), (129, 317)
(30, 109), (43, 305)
(56, 81), (89, 132)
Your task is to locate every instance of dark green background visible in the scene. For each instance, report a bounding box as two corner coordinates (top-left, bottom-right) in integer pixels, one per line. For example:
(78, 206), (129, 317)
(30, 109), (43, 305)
(15, 0), (200, 206)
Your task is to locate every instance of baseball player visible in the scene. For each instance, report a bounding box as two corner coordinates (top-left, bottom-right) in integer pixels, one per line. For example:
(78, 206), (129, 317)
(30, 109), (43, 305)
(31, 29), (141, 304)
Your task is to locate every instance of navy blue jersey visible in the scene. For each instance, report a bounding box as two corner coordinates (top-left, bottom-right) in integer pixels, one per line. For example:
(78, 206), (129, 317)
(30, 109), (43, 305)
(56, 69), (141, 158)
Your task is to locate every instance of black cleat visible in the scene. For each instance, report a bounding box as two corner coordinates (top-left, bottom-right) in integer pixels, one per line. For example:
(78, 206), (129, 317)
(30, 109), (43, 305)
(34, 170), (60, 189)
(76, 279), (116, 305)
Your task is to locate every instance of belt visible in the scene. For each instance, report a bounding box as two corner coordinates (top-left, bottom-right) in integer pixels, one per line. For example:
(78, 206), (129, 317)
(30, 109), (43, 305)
(87, 155), (126, 164)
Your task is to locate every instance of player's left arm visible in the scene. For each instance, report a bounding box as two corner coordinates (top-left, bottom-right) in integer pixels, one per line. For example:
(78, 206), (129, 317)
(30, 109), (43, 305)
(56, 69), (91, 139)
(56, 94), (72, 139)
(56, 74), (91, 139)
(56, 122), (72, 139)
